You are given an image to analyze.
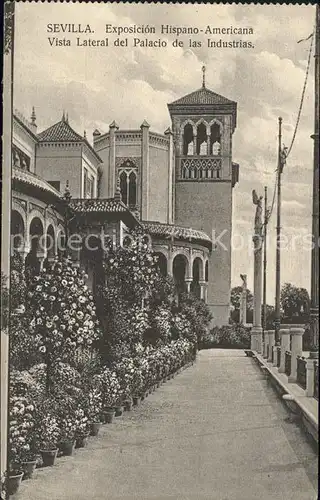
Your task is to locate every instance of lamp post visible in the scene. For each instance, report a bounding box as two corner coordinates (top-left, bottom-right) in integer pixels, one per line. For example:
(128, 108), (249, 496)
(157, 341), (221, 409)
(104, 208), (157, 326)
(310, 4), (319, 357)
(274, 118), (288, 345)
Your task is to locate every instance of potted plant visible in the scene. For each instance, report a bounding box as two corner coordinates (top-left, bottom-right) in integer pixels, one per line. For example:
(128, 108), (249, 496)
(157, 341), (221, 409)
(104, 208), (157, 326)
(87, 387), (103, 436)
(9, 395), (37, 487)
(74, 407), (89, 448)
(123, 396), (133, 412)
(36, 413), (60, 466)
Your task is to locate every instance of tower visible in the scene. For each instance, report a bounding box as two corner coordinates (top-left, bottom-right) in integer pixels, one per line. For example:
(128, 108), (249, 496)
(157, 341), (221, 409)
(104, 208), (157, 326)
(167, 68), (238, 325)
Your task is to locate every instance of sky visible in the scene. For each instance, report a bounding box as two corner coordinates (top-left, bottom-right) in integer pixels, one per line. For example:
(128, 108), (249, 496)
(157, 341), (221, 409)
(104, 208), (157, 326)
(13, 3), (316, 303)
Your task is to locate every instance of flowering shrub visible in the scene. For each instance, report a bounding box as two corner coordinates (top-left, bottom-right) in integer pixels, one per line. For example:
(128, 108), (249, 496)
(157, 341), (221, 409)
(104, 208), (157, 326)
(27, 258), (101, 363)
(87, 388), (103, 422)
(33, 397), (60, 451)
(9, 395), (36, 469)
(103, 231), (158, 307)
(56, 395), (78, 443)
(96, 368), (121, 408)
(171, 312), (194, 343)
(202, 325), (251, 349)
(112, 357), (135, 401)
(74, 407), (89, 436)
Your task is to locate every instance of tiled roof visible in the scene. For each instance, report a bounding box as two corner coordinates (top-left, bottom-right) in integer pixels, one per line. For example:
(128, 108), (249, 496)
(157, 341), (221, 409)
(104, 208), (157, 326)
(169, 87), (235, 106)
(38, 119), (83, 142)
(69, 198), (128, 213)
(142, 221), (212, 245)
(12, 167), (61, 198)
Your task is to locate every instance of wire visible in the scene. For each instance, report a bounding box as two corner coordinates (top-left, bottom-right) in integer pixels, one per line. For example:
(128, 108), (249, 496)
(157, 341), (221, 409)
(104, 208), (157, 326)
(265, 30), (314, 225)
(286, 30), (314, 159)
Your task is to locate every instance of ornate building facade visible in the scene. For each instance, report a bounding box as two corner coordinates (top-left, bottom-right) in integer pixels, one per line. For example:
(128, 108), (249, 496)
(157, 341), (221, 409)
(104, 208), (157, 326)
(11, 78), (239, 325)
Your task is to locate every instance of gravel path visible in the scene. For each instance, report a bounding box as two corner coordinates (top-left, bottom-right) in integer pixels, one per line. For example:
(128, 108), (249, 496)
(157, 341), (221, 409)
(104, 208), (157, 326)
(16, 349), (318, 500)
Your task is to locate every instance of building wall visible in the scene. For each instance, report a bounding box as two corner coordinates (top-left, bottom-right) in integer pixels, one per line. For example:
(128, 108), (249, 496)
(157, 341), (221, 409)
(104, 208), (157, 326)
(35, 143), (82, 198)
(13, 120), (37, 173)
(81, 149), (98, 198)
(148, 144), (169, 223)
(175, 181), (232, 325)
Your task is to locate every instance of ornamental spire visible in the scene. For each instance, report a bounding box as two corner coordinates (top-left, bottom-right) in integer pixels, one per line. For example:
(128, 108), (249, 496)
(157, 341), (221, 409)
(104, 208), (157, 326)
(31, 106), (36, 125)
(202, 65), (206, 88)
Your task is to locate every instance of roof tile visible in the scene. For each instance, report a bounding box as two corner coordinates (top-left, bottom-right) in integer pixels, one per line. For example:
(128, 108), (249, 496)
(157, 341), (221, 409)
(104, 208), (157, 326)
(169, 87), (235, 106)
(38, 120), (83, 142)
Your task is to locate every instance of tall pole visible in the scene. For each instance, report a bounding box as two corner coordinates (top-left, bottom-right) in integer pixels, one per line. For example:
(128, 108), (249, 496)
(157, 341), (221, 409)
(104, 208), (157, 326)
(263, 186), (268, 336)
(275, 117), (283, 344)
(310, 4), (319, 355)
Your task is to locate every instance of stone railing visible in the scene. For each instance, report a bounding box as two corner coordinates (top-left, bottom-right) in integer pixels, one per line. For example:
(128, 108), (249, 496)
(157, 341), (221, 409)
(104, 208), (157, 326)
(257, 326), (318, 400)
(314, 363), (319, 400)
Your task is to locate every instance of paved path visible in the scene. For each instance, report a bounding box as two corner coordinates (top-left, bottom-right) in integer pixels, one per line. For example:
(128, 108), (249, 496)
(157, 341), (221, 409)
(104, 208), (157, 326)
(17, 350), (318, 500)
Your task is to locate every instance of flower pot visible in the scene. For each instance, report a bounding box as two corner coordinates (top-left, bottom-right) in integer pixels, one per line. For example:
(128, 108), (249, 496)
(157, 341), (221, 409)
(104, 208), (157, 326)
(103, 409), (115, 423)
(140, 393), (145, 401)
(133, 396), (141, 406)
(124, 400), (133, 411)
(40, 449), (58, 467)
(157, 382), (160, 388)
(21, 460), (37, 480)
(114, 405), (124, 417)
(60, 440), (76, 456)
(8, 472), (24, 496)
(75, 433), (89, 449)
(90, 421), (102, 436)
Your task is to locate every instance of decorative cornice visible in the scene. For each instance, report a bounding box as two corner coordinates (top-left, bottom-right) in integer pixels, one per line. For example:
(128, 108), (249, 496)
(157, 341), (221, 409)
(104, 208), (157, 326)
(149, 132), (170, 149)
(115, 157), (142, 170)
(142, 221), (212, 248)
(12, 167), (61, 198)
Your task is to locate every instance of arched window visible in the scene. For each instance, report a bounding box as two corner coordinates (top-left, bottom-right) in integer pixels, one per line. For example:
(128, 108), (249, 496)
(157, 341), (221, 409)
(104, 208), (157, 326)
(128, 171), (137, 208)
(210, 123), (221, 155)
(118, 161), (138, 208)
(120, 171), (128, 205)
(183, 124), (194, 156)
(196, 122), (207, 155)
(46, 225), (56, 260)
(11, 210), (25, 251)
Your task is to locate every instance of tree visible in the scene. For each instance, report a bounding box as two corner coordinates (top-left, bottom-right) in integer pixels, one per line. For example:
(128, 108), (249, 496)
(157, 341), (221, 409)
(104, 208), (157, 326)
(280, 283), (310, 320)
(230, 286), (253, 323)
(230, 286), (253, 311)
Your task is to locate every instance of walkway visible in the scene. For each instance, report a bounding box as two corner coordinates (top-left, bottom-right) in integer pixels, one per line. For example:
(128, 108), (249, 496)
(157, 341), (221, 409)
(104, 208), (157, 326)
(16, 350), (318, 500)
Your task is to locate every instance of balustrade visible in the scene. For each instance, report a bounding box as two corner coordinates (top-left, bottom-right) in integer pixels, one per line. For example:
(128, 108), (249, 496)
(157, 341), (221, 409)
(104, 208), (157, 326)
(314, 363), (319, 400)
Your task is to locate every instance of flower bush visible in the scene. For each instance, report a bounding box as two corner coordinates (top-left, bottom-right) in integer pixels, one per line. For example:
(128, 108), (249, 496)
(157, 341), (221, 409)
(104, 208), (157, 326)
(96, 368), (121, 408)
(27, 258), (101, 362)
(9, 395), (36, 469)
(87, 388), (103, 423)
(33, 397), (60, 451)
(201, 325), (251, 349)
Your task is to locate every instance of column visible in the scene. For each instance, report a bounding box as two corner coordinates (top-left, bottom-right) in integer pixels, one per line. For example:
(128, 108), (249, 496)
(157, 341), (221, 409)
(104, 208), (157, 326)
(141, 120), (150, 220)
(164, 128), (174, 224)
(108, 121), (119, 198)
(272, 345), (278, 367)
(251, 235), (263, 353)
(305, 358), (315, 397)
(240, 289), (247, 325)
(199, 280), (206, 301)
(193, 134), (197, 155)
(207, 134), (211, 155)
(289, 327), (304, 383)
(263, 330), (269, 358)
(185, 278), (192, 294)
(279, 328), (290, 373)
(267, 330), (275, 362)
